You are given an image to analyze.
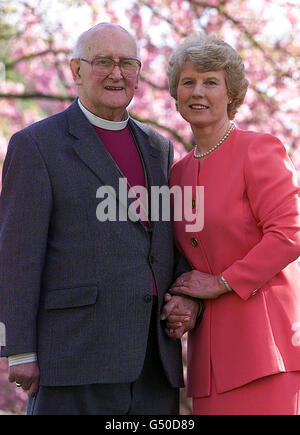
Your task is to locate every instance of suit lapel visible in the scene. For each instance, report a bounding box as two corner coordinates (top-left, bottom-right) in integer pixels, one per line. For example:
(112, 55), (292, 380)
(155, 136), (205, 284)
(66, 102), (166, 227)
(67, 101), (132, 217)
(67, 101), (118, 181)
(128, 119), (166, 191)
(128, 120), (168, 229)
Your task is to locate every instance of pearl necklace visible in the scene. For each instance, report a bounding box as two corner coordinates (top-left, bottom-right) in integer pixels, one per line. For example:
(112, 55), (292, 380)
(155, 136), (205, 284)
(193, 122), (235, 159)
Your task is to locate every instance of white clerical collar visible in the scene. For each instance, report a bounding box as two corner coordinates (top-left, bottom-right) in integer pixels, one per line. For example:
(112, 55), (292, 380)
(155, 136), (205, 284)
(78, 99), (129, 131)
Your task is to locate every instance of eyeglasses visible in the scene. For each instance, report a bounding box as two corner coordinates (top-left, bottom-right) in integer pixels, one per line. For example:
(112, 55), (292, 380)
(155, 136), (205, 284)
(79, 55), (141, 77)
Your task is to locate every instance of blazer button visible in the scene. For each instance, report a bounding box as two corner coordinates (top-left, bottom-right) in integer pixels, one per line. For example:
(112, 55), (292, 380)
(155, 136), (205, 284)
(149, 255), (155, 264)
(144, 294), (152, 303)
(191, 237), (198, 247)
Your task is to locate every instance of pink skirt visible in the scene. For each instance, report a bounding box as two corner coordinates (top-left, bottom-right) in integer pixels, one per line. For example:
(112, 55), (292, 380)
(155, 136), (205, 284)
(193, 369), (300, 415)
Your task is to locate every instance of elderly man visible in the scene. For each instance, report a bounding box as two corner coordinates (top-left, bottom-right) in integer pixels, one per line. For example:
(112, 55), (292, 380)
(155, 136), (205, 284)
(0, 23), (199, 415)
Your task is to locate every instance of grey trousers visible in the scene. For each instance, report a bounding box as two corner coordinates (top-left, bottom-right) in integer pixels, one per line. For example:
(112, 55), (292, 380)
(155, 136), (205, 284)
(27, 301), (179, 415)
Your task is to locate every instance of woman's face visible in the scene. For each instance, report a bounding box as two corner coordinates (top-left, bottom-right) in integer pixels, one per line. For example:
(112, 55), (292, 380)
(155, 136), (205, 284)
(176, 61), (231, 129)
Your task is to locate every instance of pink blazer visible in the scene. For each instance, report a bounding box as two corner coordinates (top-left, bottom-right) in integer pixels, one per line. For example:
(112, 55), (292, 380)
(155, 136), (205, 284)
(170, 128), (300, 397)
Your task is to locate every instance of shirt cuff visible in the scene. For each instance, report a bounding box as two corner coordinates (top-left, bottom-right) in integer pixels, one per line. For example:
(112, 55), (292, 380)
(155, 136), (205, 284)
(8, 353), (38, 367)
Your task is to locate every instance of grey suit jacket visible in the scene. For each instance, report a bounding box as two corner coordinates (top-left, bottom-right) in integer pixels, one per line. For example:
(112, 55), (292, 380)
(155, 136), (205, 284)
(0, 100), (185, 388)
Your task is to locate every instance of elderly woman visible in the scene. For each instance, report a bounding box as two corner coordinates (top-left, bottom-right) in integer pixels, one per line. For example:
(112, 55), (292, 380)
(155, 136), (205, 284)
(165, 33), (300, 415)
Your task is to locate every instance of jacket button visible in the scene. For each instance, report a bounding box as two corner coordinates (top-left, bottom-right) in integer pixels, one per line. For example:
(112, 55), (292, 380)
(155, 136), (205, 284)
(144, 294), (152, 303)
(191, 237), (198, 247)
(149, 255), (155, 264)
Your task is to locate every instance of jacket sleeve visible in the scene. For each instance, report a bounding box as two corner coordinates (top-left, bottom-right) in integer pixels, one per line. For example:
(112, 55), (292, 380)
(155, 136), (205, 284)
(223, 134), (300, 300)
(0, 131), (52, 356)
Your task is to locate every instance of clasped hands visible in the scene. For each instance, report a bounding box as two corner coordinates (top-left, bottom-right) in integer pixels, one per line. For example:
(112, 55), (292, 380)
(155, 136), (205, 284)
(8, 270), (227, 397)
(162, 270), (228, 340)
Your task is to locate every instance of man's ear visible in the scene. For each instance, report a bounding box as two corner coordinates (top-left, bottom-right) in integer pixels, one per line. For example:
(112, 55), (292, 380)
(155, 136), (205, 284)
(70, 59), (82, 84)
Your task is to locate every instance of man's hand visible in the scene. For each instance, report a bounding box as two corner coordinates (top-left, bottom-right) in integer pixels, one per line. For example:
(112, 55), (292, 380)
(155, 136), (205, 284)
(8, 362), (40, 397)
(161, 293), (200, 340)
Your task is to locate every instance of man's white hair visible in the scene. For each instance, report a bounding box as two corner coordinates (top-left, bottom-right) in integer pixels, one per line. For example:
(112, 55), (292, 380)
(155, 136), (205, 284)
(72, 31), (88, 59)
(71, 22), (140, 60)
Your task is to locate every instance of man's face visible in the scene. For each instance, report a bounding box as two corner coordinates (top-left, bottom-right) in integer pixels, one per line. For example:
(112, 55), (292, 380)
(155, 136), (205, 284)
(71, 25), (140, 121)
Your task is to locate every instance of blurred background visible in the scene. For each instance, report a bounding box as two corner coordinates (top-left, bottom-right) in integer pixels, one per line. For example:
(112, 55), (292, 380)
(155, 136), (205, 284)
(0, 0), (299, 414)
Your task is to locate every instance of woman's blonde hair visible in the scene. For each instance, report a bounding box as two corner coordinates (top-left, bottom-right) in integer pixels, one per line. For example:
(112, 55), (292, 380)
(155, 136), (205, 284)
(167, 33), (248, 119)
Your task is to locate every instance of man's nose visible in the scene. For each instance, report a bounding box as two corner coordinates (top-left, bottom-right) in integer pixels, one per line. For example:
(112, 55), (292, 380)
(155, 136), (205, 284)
(109, 64), (123, 79)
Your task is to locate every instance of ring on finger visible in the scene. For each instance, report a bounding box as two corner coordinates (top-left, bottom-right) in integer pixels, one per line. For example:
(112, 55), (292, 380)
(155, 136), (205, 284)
(15, 382), (22, 387)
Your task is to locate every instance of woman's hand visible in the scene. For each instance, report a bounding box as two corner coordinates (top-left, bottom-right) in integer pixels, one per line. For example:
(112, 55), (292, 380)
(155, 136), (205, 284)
(171, 270), (229, 299)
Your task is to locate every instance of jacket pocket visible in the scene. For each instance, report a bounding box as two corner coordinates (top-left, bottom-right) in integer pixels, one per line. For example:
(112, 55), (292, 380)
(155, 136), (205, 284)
(44, 285), (98, 310)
